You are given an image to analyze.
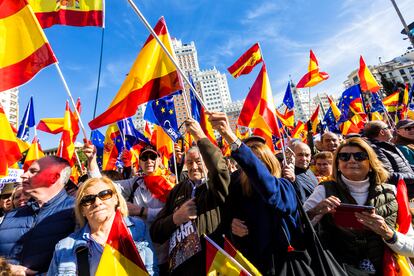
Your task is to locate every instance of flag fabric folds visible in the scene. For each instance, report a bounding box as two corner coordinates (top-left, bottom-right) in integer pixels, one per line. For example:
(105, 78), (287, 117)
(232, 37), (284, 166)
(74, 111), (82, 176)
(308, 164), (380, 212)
(95, 210), (148, 275)
(223, 236), (262, 276)
(151, 125), (174, 167)
(57, 102), (76, 166)
(28, 0), (104, 28)
(91, 129), (105, 170)
(17, 96), (35, 141)
(37, 118), (65, 134)
(144, 122), (152, 140)
(327, 96), (341, 121)
(0, 0), (57, 92)
(116, 117), (150, 150)
(227, 43), (263, 78)
(370, 92), (386, 113)
(296, 50), (329, 88)
(144, 95), (181, 142)
(23, 136), (44, 171)
(323, 107), (340, 133)
(238, 64), (281, 140)
(103, 124), (120, 171)
(310, 105), (320, 133)
(89, 17), (182, 129)
(0, 104), (22, 176)
(282, 81), (294, 109)
(338, 85), (364, 123)
(382, 91), (399, 106)
(358, 56), (380, 93)
(205, 235), (250, 276)
(276, 109), (295, 129)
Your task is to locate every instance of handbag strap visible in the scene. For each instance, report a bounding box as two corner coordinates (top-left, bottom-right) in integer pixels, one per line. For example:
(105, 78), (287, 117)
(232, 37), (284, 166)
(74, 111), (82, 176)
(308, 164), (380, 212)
(76, 246), (91, 276)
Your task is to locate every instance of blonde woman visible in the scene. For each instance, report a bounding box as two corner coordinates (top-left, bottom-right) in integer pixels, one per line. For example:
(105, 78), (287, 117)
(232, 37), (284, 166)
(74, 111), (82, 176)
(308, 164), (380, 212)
(48, 177), (158, 275)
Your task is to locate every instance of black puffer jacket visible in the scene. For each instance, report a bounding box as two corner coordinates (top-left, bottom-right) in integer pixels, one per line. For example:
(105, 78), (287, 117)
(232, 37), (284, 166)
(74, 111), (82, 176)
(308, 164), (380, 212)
(367, 139), (414, 197)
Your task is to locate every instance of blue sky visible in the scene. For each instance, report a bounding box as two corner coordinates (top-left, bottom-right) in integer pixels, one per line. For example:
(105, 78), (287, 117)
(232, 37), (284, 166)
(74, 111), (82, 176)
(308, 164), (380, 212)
(18, 0), (414, 149)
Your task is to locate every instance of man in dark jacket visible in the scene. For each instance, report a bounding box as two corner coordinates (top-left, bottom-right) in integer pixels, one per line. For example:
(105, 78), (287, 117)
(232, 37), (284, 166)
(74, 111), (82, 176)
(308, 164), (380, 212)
(364, 120), (414, 198)
(0, 156), (76, 275)
(150, 118), (230, 275)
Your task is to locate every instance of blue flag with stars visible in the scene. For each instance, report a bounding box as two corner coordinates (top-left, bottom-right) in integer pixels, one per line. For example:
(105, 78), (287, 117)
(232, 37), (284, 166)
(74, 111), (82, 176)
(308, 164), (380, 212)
(17, 96), (35, 141)
(370, 92), (386, 112)
(323, 107), (340, 133)
(283, 81), (294, 110)
(116, 117), (150, 150)
(144, 93), (181, 142)
(91, 130), (105, 170)
(409, 84), (414, 109)
(338, 84), (362, 123)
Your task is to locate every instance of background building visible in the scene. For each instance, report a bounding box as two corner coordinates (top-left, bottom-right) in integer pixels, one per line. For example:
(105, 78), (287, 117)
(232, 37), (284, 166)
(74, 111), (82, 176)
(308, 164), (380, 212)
(0, 88), (19, 128)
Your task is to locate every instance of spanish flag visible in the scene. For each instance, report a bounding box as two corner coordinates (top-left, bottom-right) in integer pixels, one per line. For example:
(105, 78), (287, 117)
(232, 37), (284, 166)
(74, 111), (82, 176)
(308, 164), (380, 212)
(37, 118), (65, 134)
(382, 91), (399, 106)
(276, 109), (295, 129)
(103, 123), (120, 171)
(328, 96), (341, 121)
(238, 64), (281, 140)
(206, 235), (251, 276)
(358, 56), (380, 93)
(96, 210), (148, 276)
(223, 236), (261, 276)
(23, 136), (44, 171)
(291, 121), (308, 142)
(152, 125), (173, 167)
(89, 17), (182, 130)
(296, 50), (329, 88)
(227, 43), (263, 78)
(28, 0), (104, 28)
(0, 0), (57, 92)
(57, 102), (76, 166)
(310, 105), (320, 133)
(0, 104), (22, 176)
(144, 122), (152, 140)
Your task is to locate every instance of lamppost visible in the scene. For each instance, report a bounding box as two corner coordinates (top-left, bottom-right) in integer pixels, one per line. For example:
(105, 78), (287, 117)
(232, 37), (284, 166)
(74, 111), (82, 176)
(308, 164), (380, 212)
(390, 0), (414, 49)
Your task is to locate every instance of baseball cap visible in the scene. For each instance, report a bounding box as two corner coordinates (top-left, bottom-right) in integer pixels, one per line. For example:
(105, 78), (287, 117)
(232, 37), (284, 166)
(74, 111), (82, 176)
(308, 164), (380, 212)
(396, 119), (414, 129)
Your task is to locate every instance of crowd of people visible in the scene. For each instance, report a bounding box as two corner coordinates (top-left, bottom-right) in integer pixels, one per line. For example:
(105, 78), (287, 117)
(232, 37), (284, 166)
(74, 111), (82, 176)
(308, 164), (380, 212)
(1, 112), (414, 275)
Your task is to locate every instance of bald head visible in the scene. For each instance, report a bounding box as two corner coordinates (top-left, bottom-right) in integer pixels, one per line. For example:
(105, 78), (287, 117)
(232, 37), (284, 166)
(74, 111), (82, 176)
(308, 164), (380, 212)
(290, 142), (311, 169)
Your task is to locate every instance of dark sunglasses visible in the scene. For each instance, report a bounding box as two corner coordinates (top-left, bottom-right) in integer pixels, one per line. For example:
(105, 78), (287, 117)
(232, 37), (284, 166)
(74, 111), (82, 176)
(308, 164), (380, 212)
(338, 152), (369, 162)
(80, 189), (113, 206)
(140, 153), (157, 162)
(0, 194), (12, 200)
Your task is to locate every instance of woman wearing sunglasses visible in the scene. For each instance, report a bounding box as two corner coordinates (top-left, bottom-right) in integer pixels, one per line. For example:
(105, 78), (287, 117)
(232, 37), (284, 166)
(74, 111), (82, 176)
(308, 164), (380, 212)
(47, 177), (158, 275)
(304, 137), (414, 275)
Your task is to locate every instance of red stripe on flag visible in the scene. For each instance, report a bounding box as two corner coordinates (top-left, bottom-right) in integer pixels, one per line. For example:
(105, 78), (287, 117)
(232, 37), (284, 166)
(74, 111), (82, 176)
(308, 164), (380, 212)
(0, 139), (21, 175)
(0, 0), (27, 19)
(143, 17), (168, 46)
(35, 10), (103, 28)
(89, 71), (180, 129)
(0, 43), (56, 92)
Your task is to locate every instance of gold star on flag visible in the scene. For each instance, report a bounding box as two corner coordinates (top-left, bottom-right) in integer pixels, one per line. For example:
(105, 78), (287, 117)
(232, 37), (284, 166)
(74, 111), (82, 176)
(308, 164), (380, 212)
(161, 107), (165, 113)
(169, 109), (173, 114)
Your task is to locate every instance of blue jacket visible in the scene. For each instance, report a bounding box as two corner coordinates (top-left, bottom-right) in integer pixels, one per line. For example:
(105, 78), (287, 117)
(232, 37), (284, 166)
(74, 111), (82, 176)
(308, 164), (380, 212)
(47, 216), (158, 276)
(0, 189), (75, 273)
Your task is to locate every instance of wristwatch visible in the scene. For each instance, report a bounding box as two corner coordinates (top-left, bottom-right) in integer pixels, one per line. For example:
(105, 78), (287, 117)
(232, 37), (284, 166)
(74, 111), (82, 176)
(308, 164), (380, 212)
(230, 138), (242, 151)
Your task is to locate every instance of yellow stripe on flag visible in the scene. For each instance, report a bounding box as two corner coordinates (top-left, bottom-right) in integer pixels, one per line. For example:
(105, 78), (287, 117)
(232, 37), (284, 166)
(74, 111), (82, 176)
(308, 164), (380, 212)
(96, 246), (148, 276)
(29, 0), (103, 12)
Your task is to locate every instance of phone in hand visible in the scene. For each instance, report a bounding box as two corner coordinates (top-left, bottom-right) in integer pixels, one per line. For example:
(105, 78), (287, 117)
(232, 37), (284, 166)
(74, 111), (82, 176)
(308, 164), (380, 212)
(285, 147), (295, 166)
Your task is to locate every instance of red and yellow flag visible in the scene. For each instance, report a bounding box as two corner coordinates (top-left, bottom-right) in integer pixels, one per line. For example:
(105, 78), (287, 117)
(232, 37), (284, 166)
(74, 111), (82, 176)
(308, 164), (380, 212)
(0, 105), (22, 176)
(276, 109), (295, 129)
(235, 126), (249, 140)
(238, 64), (281, 140)
(296, 50), (329, 88)
(291, 121), (308, 142)
(37, 118), (64, 134)
(310, 105), (320, 133)
(89, 17), (182, 130)
(144, 122), (152, 140)
(205, 235), (250, 276)
(152, 125), (173, 167)
(382, 91), (399, 106)
(227, 43), (263, 78)
(57, 102), (75, 166)
(103, 123), (120, 171)
(28, 0), (104, 28)
(23, 136), (44, 171)
(223, 236), (262, 276)
(328, 96), (341, 121)
(0, 0), (57, 93)
(358, 56), (380, 93)
(96, 210), (148, 276)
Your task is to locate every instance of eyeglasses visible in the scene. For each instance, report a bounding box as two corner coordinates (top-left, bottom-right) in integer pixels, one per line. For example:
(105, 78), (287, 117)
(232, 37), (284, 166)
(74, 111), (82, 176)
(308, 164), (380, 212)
(404, 126), (414, 131)
(382, 126), (390, 130)
(338, 152), (369, 162)
(139, 153), (157, 162)
(80, 189), (113, 206)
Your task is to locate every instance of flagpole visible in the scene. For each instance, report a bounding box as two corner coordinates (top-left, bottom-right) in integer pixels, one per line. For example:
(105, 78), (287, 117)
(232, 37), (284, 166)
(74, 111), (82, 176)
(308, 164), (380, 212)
(203, 234), (252, 276)
(54, 63), (88, 140)
(92, 28), (106, 119)
(171, 143), (179, 184)
(126, 0), (205, 114)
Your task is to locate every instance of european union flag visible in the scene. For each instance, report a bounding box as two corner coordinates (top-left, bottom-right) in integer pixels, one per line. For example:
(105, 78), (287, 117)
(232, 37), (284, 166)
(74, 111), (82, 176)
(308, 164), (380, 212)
(323, 107), (340, 133)
(91, 130), (105, 170)
(409, 84), (414, 109)
(338, 84), (362, 123)
(116, 117), (150, 150)
(283, 81), (294, 109)
(370, 92), (385, 112)
(17, 96), (35, 141)
(144, 93), (181, 142)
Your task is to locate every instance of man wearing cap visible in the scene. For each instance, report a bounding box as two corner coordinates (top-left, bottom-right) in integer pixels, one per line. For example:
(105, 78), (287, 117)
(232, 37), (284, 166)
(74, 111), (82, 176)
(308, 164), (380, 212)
(395, 119), (414, 166)
(364, 120), (414, 198)
(0, 183), (15, 224)
(84, 141), (175, 273)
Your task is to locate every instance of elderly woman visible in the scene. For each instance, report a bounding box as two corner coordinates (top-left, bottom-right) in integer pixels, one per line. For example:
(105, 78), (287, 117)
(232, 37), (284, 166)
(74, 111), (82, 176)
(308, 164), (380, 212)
(11, 184), (29, 209)
(304, 137), (414, 275)
(47, 177), (158, 275)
